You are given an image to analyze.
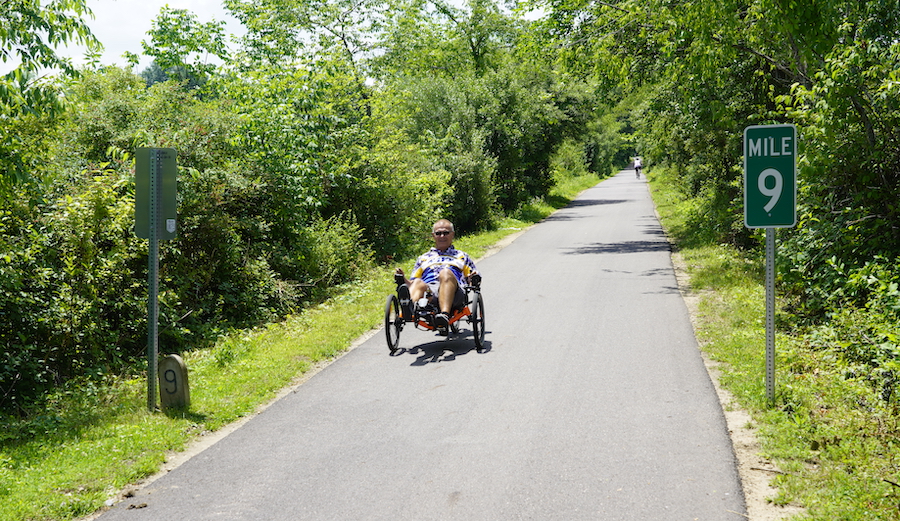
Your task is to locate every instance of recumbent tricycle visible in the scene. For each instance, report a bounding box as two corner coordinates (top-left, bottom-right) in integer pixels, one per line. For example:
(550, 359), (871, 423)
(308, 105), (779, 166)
(384, 272), (485, 354)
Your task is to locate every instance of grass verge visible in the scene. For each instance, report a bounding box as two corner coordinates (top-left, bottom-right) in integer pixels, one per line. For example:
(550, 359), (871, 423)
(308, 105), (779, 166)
(647, 167), (900, 520)
(0, 172), (603, 521)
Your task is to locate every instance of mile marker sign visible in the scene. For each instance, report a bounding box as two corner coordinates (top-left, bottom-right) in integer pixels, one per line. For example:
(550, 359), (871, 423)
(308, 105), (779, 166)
(744, 124), (797, 405)
(744, 124), (797, 228)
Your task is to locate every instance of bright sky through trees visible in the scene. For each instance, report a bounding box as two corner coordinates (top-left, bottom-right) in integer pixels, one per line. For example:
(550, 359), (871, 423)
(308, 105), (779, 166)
(0, 0), (242, 74)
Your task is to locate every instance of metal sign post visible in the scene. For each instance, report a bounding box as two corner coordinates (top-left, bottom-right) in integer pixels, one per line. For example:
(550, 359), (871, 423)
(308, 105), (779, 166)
(765, 228), (776, 404)
(744, 125), (797, 406)
(135, 148), (177, 411)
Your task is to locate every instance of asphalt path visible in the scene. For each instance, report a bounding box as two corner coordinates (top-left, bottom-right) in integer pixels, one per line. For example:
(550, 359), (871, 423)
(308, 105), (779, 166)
(98, 170), (747, 520)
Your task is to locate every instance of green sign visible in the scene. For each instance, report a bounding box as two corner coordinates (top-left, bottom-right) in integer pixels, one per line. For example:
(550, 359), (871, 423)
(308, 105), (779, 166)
(135, 148), (178, 240)
(744, 124), (797, 228)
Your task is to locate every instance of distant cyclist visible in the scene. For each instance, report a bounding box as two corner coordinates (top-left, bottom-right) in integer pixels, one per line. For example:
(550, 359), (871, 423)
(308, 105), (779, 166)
(633, 156), (643, 178)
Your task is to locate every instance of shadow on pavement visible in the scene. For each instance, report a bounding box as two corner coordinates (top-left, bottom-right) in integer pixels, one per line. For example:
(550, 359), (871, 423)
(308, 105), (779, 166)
(388, 333), (493, 365)
(562, 240), (671, 255)
(566, 198), (632, 207)
(543, 199), (634, 221)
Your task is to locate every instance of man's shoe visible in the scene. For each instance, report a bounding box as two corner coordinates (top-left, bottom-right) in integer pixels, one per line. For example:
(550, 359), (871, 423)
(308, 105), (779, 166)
(434, 312), (450, 330)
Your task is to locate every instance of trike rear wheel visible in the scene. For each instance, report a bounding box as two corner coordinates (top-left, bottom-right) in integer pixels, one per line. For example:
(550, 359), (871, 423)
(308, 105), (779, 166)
(471, 292), (485, 349)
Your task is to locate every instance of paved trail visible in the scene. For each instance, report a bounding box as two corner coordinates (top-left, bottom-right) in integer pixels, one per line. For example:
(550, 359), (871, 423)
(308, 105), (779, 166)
(99, 170), (746, 520)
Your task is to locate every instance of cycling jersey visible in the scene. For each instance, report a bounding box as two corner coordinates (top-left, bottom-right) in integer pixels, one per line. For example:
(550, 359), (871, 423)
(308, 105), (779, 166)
(410, 246), (477, 287)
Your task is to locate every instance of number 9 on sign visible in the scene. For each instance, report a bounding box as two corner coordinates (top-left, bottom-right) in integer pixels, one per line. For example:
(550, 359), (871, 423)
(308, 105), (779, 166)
(163, 369), (178, 394)
(758, 168), (782, 213)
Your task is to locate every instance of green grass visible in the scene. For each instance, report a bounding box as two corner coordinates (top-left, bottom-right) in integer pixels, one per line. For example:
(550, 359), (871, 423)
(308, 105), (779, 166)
(648, 167), (900, 520)
(0, 171), (603, 521)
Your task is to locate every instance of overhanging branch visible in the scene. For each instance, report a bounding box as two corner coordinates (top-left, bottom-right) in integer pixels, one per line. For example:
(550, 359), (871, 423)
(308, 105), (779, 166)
(712, 34), (811, 86)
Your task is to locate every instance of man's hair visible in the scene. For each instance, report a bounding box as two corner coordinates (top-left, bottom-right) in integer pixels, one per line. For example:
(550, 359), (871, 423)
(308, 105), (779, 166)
(433, 219), (455, 233)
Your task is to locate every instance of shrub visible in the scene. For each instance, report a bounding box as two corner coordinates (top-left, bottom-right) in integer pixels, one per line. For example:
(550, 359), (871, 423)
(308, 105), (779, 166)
(0, 166), (145, 410)
(323, 132), (453, 259)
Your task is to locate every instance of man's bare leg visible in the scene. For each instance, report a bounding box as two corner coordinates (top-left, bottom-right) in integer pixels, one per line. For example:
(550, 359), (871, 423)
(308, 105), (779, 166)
(437, 269), (458, 315)
(408, 279), (428, 303)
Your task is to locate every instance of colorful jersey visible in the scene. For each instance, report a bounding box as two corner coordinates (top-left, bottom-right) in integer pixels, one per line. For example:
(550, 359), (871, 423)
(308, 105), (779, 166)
(410, 246), (477, 286)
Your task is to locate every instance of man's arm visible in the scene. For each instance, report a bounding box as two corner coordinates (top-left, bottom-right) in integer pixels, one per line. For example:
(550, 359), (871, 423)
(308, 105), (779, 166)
(462, 252), (478, 282)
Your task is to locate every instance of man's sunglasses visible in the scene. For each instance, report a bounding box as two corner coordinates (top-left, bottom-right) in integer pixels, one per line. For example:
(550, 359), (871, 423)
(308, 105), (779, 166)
(433, 230), (452, 236)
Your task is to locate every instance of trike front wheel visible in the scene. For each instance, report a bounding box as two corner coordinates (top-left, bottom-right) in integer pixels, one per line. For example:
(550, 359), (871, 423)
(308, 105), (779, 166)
(385, 294), (402, 354)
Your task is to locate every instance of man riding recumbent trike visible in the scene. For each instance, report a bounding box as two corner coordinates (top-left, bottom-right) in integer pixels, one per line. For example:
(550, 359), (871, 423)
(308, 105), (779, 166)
(384, 219), (486, 354)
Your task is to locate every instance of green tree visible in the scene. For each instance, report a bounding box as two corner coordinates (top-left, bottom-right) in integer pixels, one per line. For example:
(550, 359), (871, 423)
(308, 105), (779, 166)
(377, 0), (594, 220)
(0, 0), (99, 78)
(138, 6), (230, 86)
(225, 0), (383, 111)
(0, 0), (100, 191)
(432, 0), (520, 75)
(374, 0), (466, 78)
(140, 61), (170, 86)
